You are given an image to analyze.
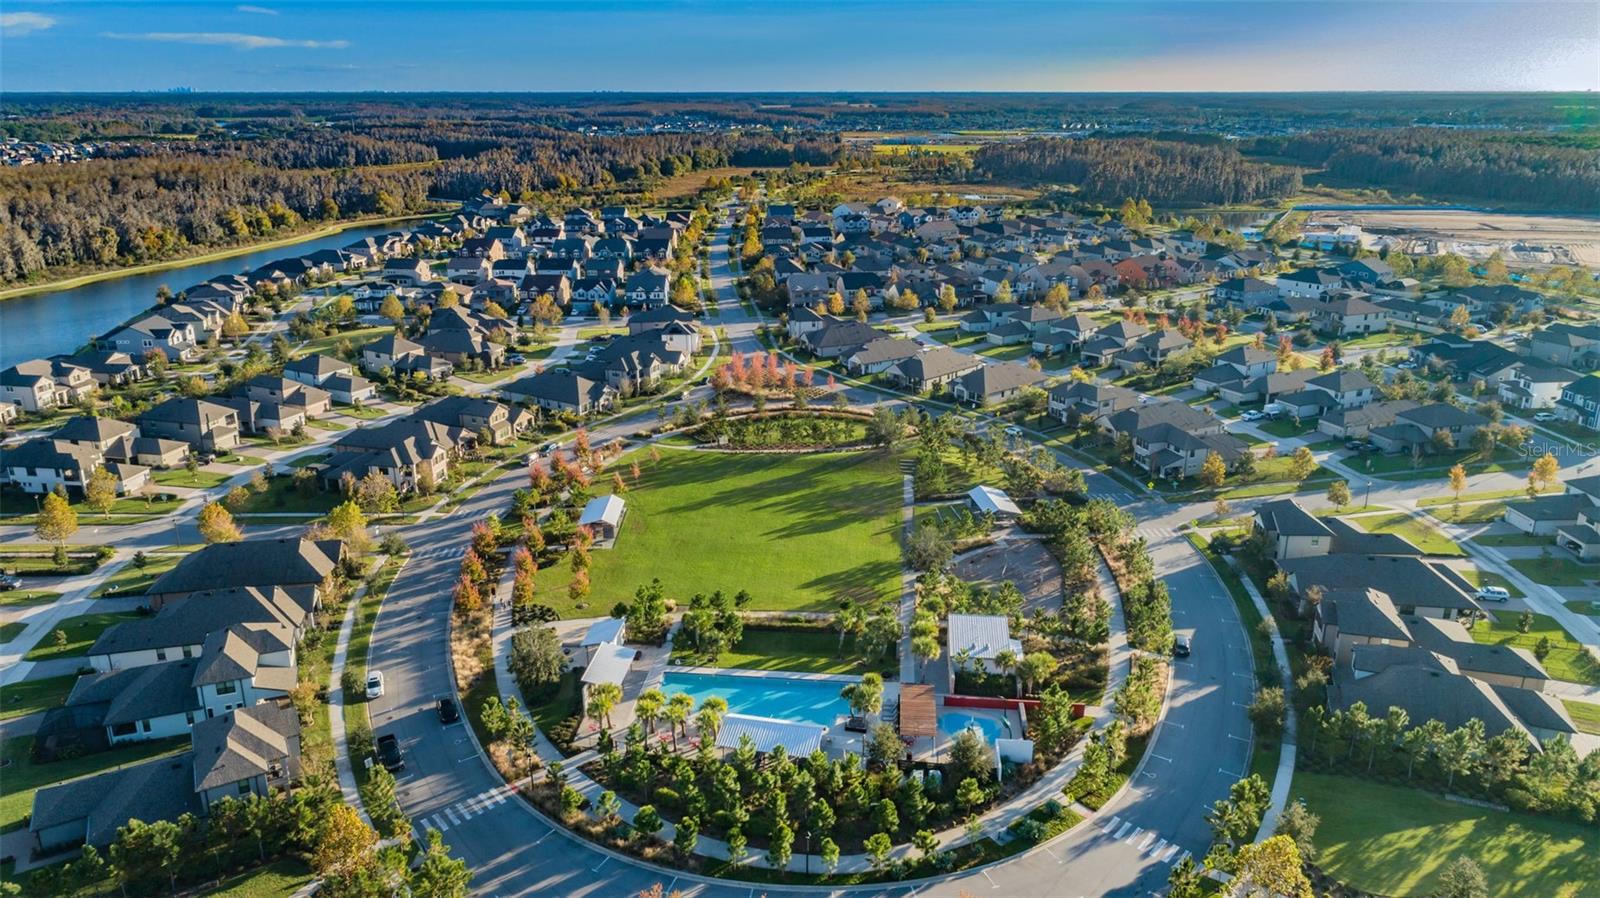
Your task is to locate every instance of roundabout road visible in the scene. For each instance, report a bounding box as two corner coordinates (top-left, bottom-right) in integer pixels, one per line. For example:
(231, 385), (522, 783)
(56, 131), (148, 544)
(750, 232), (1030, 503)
(363, 207), (1255, 897)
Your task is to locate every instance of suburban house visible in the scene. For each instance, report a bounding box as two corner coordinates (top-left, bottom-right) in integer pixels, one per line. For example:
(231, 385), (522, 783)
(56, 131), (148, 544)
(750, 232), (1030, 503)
(1528, 323), (1600, 369)
(136, 398), (242, 453)
(1047, 381), (1141, 426)
(950, 362), (1048, 406)
(243, 376), (332, 419)
(1104, 400), (1247, 479)
(884, 346), (983, 393)
(0, 435), (149, 498)
(800, 320), (886, 359)
(146, 538), (344, 609)
(283, 354), (354, 388)
(1276, 267), (1344, 299)
(1317, 399), (1422, 440)
(502, 368), (618, 416)
(1497, 364), (1574, 413)
(1556, 374), (1600, 432)
(360, 334), (454, 380)
(1213, 276), (1277, 309)
(1, 358), (97, 413)
(843, 338), (923, 376)
(1310, 292), (1389, 336)
(1366, 403), (1488, 455)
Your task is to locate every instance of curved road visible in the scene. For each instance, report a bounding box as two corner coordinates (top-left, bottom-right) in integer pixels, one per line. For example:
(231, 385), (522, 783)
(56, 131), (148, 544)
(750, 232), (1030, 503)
(361, 205), (1253, 898)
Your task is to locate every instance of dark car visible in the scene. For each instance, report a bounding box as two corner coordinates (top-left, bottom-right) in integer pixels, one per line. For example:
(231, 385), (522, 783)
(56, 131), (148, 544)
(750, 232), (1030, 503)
(437, 698), (460, 725)
(375, 733), (404, 772)
(1174, 635), (1193, 658)
(0, 573), (21, 591)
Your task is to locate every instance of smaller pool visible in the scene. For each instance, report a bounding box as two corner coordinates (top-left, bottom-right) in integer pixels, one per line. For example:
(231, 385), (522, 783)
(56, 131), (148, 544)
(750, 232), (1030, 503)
(939, 711), (1005, 743)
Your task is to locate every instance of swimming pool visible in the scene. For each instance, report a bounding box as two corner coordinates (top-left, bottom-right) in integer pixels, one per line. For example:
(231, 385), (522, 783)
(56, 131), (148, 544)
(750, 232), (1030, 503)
(938, 710), (1005, 743)
(660, 670), (853, 727)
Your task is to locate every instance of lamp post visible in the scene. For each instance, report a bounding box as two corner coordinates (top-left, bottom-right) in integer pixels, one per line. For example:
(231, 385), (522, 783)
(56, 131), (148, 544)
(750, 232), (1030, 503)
(1364, 479), (1372, 509)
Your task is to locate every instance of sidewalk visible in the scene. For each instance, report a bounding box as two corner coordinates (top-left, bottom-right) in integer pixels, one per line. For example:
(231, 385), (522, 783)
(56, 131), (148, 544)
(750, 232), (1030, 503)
(329, 568), (381, 825)
(1221, 555), (1298, 841)
(0, 549), (137, 687)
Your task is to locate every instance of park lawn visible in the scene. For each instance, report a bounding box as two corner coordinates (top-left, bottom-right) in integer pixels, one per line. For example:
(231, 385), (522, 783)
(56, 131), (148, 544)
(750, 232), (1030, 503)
(1470, 611), (1600, 685)
(0, 589), (60, 606)
(1349, 512), (1464, 556)
(0, 674), (77, 721)
(0, 734), (189, 833)
(93, 553), (183, 597)
(1425, 500), (1510, 524)
(532, 447), (904, 617)
(151, 467), (234, 489)
(1453, 567), (1525, 598)
(1291, 771), (1599, 898)
(672, 626), (896, 677)
(200, 858), (315, 898)
(1509, 556), (1600, 588)
(25, 611), (143, 661)
(1563, 700), (1600, 736)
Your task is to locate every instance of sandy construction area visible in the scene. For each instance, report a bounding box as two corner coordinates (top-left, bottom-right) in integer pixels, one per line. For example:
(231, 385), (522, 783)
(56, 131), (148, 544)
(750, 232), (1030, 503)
(1308, 208), (1600, 267)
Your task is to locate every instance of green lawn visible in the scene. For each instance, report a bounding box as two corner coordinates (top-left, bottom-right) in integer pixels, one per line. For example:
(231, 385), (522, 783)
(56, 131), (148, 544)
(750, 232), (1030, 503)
(671, 626), (896, 677)
(1291, 771), (1599, 898)
(1469, 611), (1600, 685)
(304, 418), (349, 432)
(0, 589), (60, 606)
(1418, 488), (1550, 507)
(200, 858), (314, 898)
(1, 735), (189, 833)
(454, 363), (527, 385)
(0, 622), (26, 644)
(1257, 417), (1319, 438)
(231, 476), (343, 515)
(1565, 599), (1600, 617)
(294, 325), (391, 359)
(1349, 512), (1464, 556)
(93, 553), (183, 597)
(1509, 556), (1600, 588)
(1563, 700), (1600, 736)
(1425, 501), (1510, 525)
(0, 674), (77, 721)
(1474, 532), (1552, 548)
(151, 467), (234, 489)
(24, 611), (142, 661)
(532, 447), (905, 616)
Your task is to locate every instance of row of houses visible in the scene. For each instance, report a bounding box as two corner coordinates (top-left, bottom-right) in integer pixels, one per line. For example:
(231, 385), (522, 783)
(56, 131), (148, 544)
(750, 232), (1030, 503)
(1252, 498), (1577, 746)
(28, 537), (346, 855)
(500, 308), (704, 415)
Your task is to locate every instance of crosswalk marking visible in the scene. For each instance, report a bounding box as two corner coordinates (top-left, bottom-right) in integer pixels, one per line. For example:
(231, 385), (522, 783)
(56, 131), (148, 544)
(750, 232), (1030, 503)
(1101, 815), (1120, 834)
(1137, 832), (1156, 851)
(1093, 814), (1189, 865)
(444, 807), (461, 825)
(1114, 821), (1134, 839)
(1149, 838), (1167, 858)
(430, 814), (448, 832)
(1162, 844), (1182, 863)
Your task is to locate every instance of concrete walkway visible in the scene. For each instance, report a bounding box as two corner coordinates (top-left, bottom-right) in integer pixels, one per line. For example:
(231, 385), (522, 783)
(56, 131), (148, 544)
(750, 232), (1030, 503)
(1223, 556), (1298, 841)
(0, 550), (140, 687)
(898, 473), (919, 685)
(329, 565), (386, 826)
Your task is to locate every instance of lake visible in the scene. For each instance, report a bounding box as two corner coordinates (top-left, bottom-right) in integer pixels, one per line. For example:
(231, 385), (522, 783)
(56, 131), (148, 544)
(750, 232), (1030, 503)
(0, 221), (413, 368)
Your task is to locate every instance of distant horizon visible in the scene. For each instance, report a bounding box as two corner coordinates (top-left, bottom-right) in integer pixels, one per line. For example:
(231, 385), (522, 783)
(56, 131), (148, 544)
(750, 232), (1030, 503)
(2, 1), (1595, 93)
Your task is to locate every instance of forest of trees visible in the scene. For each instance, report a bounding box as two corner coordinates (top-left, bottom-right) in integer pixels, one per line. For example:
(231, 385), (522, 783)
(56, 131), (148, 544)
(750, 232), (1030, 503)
(1254, 128), (1600, 210)
(971, 137), (1303, 205)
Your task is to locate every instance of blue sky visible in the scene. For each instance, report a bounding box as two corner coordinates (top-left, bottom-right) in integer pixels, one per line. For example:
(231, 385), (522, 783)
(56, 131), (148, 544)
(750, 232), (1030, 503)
(2, 1), (1596, 92)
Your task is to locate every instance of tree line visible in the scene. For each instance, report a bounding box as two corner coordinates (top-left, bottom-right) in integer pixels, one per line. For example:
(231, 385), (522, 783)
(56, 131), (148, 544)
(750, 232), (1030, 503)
(971, 137), (1303, 205)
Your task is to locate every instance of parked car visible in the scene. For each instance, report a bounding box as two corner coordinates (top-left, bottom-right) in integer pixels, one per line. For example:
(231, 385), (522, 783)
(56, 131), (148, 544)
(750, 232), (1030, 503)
(1174, 635), (1193, 657)
(437, 698), (460, 724)
(507, 354), (527, 365)
(1533, 412), (1557, 422)
(1241, 410), (1265, 422)
(365, 671), (385, 700)
(376, 734), (404, 772)
(0, 573), (21, 591)
(1475, 586), (1511, 603)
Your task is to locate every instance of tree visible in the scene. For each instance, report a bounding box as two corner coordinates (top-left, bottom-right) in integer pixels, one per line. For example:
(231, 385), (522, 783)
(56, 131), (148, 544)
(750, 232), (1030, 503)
(1433, 856), (1490, 898)
(840, 672), (884, 718)
(1532, 451), (1561, 492)
(197, 501), (242, 543)
(1288, 445), (1316, 481)
(1016, 651), (1059, 696)
(410, 829), (471, 898)
(1449, 463), (1468, 505)
(587, 681), (621, 729)
(1199, 451), (1227, 489)
(84, 466), (119, 517)
(1232, 835), (1312, 898)
(1167, 855), (1206, 898)
(110, 818), (183, 894)
(1326, 479), (1351, 510)
(632, 805), (663, 842)
(956, 776), (987, 815)
(379, 294), (405, 325)
(819, 836), (841, 873)
(509, 625), (568, 696)
(34, 491), (77, 546)
(312, 804), (377, 876)
(674, 815), (699, 858)
(864, 832), (893, 870)
(1273, 800), (1320, 862)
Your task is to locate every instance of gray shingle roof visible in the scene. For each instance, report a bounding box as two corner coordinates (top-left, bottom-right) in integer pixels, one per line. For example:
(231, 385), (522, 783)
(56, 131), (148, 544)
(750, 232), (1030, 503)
(147, 539), (341, 597)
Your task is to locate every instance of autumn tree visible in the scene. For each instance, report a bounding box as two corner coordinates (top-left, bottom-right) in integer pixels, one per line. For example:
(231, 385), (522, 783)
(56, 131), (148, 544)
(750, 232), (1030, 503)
(197, 501), (242, 543)
(83, 466), (120, 517)
(1531, 451), (1561, 492)
(313, 804), (377, 877)
(34, 491), (78, 547)
(1448, 463), (1469, 507)
(1326, 479), (1351, 510)
(1199, 451), (1228, 489)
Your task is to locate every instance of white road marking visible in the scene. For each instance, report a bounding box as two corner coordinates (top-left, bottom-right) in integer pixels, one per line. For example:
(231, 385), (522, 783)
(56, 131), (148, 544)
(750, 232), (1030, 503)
(1114, 821), (1134, 839)
(1100, 815), (1120, 834)
(1220, 768), (1245, 778)
(1161, 844), (1182, 862)
(444, 807), (461, 825)
(1229, 734), (1251, 743)
(1176, 850), (1192, 867)
(531, 830), (553, 845)
(1150, 753), (1174, 763)
(1137, 832), (1156, 851)
(1123, 827), (1144, 847)
(1149, 838), (1168, 858)
(982, 869), (998, 889)
(431, 814), (449, 832)
(591, 856), (610, 873)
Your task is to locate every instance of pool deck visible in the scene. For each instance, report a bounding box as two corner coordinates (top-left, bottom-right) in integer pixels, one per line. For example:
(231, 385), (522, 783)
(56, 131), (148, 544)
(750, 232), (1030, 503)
(661, 664), (870, 684)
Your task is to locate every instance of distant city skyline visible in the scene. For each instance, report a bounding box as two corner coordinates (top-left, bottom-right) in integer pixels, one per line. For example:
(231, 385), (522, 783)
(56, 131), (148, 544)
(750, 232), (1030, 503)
(2, 1), (1596, 93)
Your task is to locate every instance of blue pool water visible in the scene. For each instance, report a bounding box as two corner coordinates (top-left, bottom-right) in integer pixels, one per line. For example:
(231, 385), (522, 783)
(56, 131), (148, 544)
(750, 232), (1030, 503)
(939, 711), (1005, 743)
(660, 671), (852, 727)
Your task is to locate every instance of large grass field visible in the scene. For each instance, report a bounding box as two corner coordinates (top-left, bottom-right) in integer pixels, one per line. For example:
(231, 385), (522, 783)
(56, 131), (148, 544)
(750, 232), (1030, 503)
(533, 447), (904, 617)
(1470, 611), (1600, 685)
(1510, 556), (1600, 588)
(1348, 512), (1464, 556)
(24, 611), (142, 661)
(1291, 772), (1599, 898)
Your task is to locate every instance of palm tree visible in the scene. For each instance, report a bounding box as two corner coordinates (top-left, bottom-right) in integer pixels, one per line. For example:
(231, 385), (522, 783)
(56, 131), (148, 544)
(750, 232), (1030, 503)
(993, 648), (1019, 697)
(840, 672), (884, 720)
(666, 693), (694, 748)
(586, 682), (622, 730)
(834, 604), (867, 656)
(696, 704), (726, 744)
(635, 687), (665, 734)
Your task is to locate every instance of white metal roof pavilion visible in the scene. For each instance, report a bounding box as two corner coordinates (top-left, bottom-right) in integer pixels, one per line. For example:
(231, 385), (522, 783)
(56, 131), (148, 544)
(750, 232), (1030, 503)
(947, 613), (1022, 662)
(715, 713), (827, 756)
(578, 494), (627, 529)
(581, 617), (626, 647)
(966, 484), (1021, 517)
(581, 642), (634, 687)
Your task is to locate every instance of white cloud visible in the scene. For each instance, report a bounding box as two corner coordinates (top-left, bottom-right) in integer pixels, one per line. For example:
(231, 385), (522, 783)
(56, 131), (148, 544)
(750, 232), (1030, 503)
(0, 12), (58, 35)
(102, 31), (348, 50)
(236, 5), (279, 14)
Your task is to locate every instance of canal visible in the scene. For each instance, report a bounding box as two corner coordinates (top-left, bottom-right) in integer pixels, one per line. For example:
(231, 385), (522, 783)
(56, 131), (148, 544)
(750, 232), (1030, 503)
(0, 221), (414, 368)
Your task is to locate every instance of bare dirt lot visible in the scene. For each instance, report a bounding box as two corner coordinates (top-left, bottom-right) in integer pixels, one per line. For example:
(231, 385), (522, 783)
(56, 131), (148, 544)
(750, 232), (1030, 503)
(950, 534), (1062, 614)
(1308, 208), (1600, 268)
